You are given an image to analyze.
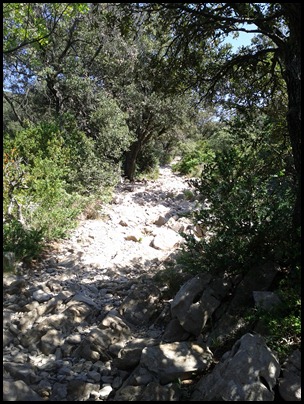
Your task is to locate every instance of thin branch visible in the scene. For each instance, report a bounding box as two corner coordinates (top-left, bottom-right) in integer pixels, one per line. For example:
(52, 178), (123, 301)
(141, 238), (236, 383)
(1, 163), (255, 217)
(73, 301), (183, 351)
(3, 92), (25, 127)
(205, 47), (279, 98)
(3, 4), (71, 55)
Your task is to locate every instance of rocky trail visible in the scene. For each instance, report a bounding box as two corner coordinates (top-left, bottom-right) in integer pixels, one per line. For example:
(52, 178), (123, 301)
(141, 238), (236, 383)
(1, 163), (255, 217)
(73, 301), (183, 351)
(3, 163), (301, 401)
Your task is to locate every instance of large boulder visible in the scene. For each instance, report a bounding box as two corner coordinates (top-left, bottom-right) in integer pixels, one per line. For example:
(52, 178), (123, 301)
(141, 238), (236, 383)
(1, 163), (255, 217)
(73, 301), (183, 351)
(171, 274), (221, 336)
(140, 341), (213, 384)
(191, 333), (280, 401)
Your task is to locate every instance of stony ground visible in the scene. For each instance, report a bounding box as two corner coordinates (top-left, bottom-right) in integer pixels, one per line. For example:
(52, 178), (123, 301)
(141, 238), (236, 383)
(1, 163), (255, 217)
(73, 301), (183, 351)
(3, 162), (200, 401)
(3, 163), (301, 401)
(39, 162), (198, 286)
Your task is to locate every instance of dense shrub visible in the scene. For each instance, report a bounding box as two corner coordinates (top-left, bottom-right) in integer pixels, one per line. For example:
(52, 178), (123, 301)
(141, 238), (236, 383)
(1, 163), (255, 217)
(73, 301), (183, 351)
(172, 140), (215, 176)
(180, 116), (297, 277)
(52, 112), (130, 196)
(244, 266), (301, 361)
(136, 140), (161, 178)
(3, 116), (123, 264)
(3, 219), (45, 264)
(89, 93), (133, 161)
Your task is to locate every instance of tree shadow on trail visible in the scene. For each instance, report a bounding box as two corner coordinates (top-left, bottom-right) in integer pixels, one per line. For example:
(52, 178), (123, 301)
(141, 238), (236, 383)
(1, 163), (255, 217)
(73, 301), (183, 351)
(4, 247), (191, 400)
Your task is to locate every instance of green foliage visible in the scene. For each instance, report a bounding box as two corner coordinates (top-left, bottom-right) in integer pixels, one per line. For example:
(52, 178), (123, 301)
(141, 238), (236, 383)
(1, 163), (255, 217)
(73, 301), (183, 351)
(244, 268), (301, 361)
(3, 148), (28, 220)
(4, 112), (128, 197)
(58, 114), (122, 195)
(3, 219), (45, 263)
(181, 116), (296, 277)
(136, 140), (161, 176)
(3, 118), (117, 264)
(172, 140), (215, 177)
(4, 122), (74, 237)
(89, 93), (132, 160)
(4, 121), (69, 171)
(3, 95), (23, 135)
(28, 188), (84, 241)
(3, 3), (89, 53)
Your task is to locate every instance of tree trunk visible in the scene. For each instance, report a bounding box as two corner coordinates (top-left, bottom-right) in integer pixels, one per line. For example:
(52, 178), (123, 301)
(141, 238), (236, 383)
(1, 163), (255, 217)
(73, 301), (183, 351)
(123, 140), (142, 181)
(285, 59), (301, 244)
(282, 10), (301, 244)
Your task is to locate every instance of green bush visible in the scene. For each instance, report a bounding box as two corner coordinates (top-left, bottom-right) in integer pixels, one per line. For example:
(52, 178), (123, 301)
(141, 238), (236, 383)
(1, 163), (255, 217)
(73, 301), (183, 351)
(55, 113), (125, 195)
(136, 148), (160, 178)
(3, 120), (106, 264)
(27, 187), (84, 241)
(180, 116), (297, 277)
(244, 267), (301, 361)
(172, 140), (215, 176)
(89, 94), (133, 160)
(3, 219), (45, 263)
(64, 135), (118, 196)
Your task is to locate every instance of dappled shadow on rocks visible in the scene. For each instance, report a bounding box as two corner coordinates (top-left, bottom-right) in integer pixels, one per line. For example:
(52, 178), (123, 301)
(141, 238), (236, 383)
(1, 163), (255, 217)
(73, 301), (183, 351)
(4, 253), (300, 401)
(3, 249), (182, 401)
